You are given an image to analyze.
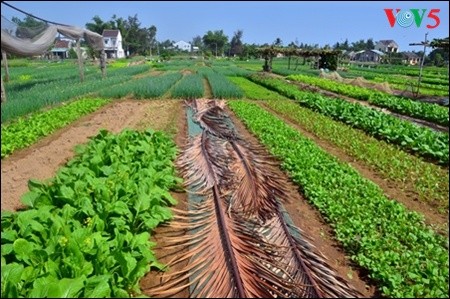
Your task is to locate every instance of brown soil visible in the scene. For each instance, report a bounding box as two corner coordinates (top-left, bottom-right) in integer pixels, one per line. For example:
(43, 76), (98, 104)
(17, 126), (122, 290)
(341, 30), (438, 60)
(203, 78), (213, 98)
(1, 100), (183, 212)
(140, 101), (190, 298)
(181, 69), (194, 75)
(134, 70), (164, 79)
(258, 101), (448, 233)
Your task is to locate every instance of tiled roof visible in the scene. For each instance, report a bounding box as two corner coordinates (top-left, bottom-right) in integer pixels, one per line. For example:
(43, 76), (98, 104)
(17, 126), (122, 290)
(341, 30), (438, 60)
(378, 40), (397, 45)
(103, 29), (119, 37)
(402, 51), (419, 59)
(54, 40), (70, 48)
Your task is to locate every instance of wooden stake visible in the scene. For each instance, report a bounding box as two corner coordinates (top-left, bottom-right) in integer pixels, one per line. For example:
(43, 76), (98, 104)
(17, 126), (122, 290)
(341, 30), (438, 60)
(100, 49), (106, 78)
(2, 51), (10, 82)
(76, 39), (84, 82)
(1, 73), (6, 103)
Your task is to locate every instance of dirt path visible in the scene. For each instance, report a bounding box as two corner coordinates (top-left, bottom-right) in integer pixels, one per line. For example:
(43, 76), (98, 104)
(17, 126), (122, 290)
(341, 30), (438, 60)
(224, 103), (377, 298)
(1, 100), (182, 212)
(203, 78), (213, 98)
(258, 101), (448, 232)
(140, 100), (190, 298)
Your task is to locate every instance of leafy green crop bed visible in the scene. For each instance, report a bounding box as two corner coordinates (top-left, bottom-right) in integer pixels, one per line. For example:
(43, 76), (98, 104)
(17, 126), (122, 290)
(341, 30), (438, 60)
(286, 74), (449, 126)
(227, 76), (290, 101)
(230, 76), (448, 209)
(170, 74), (204, 99)
(229, 100), (449, 298)
(1, 129), (181, 298)
(201, 71), (244, 99)
(2, 65), (150, 123)
(249, 75), (449, 165)
(1, 98), (110, 159)
(98, 72), (182, 99)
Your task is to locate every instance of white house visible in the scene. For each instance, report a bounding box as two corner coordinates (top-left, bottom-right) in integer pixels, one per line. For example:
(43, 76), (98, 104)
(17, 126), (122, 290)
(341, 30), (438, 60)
(374, 40), (399, 53)
(174, 40), (192, 52)
(102, 29), (125, 58)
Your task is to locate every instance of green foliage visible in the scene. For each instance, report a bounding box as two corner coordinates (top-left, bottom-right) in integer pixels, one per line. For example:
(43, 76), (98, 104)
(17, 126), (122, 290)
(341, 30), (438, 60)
(171, 74), (204, 99)
(267, 99), (449, 209)
(228, 100), (449, 298)
(287, 74), (449, 126)
(85, 15), (156, 56)
(97, 72), (182, 99)
(202, 30), (228, 57)
(2, 65), (150, 123)
(227, 76), (289, 101)
(68, 48), (78, 59)
(1, 98), (110, 159)
(249, 75), (449, 164)
(1, 129), (182, 298)
(319, 53), (337, 71)
(232, 76), (449, 207)
(198, 69), (243, 99)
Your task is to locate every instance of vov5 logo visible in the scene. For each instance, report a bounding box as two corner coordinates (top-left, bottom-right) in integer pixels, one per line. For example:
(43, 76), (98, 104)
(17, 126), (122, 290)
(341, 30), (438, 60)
(384, 9), (441, 29)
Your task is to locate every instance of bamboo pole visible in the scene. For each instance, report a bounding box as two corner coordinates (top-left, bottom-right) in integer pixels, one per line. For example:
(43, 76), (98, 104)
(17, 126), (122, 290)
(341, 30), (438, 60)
(76, 39), (84, 82)
(1, 73), (6, 103)
(100, 49), (106, 78)
(2, 51), (10, 82)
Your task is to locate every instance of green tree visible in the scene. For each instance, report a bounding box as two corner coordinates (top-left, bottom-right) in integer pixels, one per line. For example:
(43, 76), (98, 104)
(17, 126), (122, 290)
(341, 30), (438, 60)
(351, 39), (366, 51)
(202, 30), (228, 57)
(366, 38), (375, 50)
(148, 25), (157, 56)
(11, 16), (47, 39)
(240, 43), (258, 60)
(433, 53), (444, 67)
(160, 39), (174, 49)
(342, 39), (350, 50)
(230, 30), (244, 57)
(86, 14), (157, 57)
(68, 48), (77, 59)
(332, 42), (341, 50)
(273, 37), (283, 47)
(85, 15), (112, 35)
(192, 35), (203, 48)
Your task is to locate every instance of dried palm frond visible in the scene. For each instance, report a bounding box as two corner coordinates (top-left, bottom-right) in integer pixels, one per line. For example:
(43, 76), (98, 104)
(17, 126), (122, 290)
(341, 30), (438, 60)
(251, 210), (363, 298)
(177, 132), (231, 194)
(146, 100), (363, 298)
(227, 140), (288, 221)
(147, 187), (306, 298)
(195, 101), (238, 140)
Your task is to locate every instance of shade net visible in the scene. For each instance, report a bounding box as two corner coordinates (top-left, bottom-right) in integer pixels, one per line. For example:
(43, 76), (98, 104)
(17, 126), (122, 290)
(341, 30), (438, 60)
(1, 15), (104, 56)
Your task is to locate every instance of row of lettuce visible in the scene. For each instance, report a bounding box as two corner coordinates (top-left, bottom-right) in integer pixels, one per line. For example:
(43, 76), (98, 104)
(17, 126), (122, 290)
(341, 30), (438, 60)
(248, 74), (449, 165)
(229, 76), (449, 210)
(267, 61), (449, 94)
(228, 100), (448, 298)
(1, 98), (110, 159)
(1, 129), (181, 298)
(285, 74), (448, 126)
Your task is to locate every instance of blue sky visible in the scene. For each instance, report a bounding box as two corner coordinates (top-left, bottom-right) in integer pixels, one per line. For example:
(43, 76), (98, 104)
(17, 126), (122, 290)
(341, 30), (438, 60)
(2, 1), (449, 52)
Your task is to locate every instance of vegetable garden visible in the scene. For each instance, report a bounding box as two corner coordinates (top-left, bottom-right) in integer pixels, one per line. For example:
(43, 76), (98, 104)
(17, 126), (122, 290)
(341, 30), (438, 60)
(1, 57), (448, 298)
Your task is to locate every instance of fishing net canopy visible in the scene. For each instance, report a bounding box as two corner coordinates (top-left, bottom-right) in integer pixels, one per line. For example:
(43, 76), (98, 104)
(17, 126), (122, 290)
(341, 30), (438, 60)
(1, 14), (104, 57)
